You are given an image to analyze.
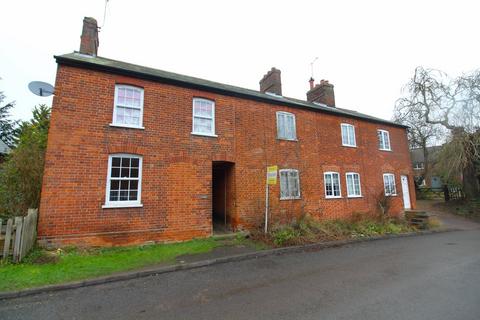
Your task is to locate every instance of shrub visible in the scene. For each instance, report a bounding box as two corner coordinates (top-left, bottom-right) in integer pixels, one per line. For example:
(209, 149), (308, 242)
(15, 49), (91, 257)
(257, 213), (414, 247)
(0, 105), (50, 217)
(376, 190), (393, 215)
(272, 226), (301, 246)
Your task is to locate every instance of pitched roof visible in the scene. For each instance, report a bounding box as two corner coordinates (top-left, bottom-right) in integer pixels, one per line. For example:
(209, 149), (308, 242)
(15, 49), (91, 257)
(0, 140), (10, 154)
(55, 52), (407, 129)
(410, 146), (443, 163)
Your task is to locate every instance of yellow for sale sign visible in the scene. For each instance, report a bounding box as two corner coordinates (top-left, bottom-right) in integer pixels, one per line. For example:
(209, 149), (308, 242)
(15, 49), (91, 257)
(267, 165), (278, 185)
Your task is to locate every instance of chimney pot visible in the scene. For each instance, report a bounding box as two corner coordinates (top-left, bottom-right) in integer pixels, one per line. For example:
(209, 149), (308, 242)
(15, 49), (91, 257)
(259, 67), (282, 95)
(306, 79), (335, 107)
(309, 77), (315, 90)
(79, 17), (99, 56)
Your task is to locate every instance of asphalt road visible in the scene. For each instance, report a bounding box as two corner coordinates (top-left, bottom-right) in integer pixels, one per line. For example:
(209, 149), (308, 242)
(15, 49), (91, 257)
(1, 230), (480, 320)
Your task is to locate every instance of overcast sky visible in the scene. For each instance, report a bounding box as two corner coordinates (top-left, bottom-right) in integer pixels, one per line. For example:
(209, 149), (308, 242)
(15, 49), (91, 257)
(1, 0), (479, 122)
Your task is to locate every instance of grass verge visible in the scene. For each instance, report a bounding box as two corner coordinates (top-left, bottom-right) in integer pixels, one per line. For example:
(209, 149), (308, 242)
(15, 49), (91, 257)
(253, 214), (417, 247)
(0, 238), (218, 292)
(439, 198), (480, 222)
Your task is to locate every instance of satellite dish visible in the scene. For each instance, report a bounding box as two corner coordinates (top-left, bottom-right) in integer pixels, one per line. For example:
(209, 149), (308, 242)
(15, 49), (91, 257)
(28, 81), (55, 97)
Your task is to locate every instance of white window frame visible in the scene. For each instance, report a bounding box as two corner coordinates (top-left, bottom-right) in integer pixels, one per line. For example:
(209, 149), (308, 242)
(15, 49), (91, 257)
(276, 111), (297, 141)
(383, 173), (397, 196)
(345, 172), (362, 197)
(111, 85), (145, 129)
(324, 171), (342, 199)
(377, 129), (391, 151)
(191, 98), (217, 137)
(413, 162), (424, 170)
(279, 169), (301, 200)
(341, 123), (356, 147)
(103, 154), (143, 208)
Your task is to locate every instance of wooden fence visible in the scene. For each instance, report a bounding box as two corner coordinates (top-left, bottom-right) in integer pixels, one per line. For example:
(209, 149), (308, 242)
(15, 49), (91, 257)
(416, 187), (444, 200)
(0, 208), (38, 263)
(416, 185), (465, 202)
(444, 185), (465, 201)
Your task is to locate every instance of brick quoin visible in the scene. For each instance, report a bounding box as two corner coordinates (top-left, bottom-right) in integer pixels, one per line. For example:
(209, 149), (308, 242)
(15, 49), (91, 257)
(37, 62), (416, 247)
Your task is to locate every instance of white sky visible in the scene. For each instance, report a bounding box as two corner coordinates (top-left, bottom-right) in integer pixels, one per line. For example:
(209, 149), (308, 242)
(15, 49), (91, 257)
(1, 0), (479, 122)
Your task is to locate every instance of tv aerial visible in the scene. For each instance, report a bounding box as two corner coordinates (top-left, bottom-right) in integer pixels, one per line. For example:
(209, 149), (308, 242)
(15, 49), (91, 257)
(310, 57), (319, 79)
(28, 81), (55, 97)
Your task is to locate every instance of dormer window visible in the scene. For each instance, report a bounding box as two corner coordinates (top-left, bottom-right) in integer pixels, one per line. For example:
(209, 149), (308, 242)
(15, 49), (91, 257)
(112, 85), (144, 129)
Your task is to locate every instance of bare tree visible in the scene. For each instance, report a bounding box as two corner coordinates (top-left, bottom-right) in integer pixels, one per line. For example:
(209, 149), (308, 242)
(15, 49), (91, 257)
(394, 68), (445, 188)
(394, 85), (443, 186)
(398, 67), (480, 198)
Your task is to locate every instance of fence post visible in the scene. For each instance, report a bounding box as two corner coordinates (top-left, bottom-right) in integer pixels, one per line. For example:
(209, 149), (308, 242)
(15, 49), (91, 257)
(13, 217), (23, 262)
(19, 209), (38, 261)
(443, 185), (450, 202)
(0, 219), (2, 257)
(3, 219), (13, 259)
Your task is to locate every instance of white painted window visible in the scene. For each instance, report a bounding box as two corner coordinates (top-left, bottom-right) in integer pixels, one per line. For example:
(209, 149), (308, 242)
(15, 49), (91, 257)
(324, 172), (341, 198)
(104, 154), (143, 208)
(276, 111), (296, 140)
(192, 98), (216, 136)
(377, 129), (391, 151)
(383, 173), (397, 196)
(341, 123), (356, 147)
(346, 172), (362, 197)
(279, 169), (301, 199)
(112, 85), (144, 128)
(413, 162), (425, 170)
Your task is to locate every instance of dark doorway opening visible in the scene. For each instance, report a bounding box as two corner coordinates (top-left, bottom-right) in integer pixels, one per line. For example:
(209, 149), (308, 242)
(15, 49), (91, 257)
(212, 161), (234, 234)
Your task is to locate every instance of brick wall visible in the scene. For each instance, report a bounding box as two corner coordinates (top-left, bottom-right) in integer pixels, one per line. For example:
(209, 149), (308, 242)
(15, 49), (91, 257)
(38, 65), (416, 247)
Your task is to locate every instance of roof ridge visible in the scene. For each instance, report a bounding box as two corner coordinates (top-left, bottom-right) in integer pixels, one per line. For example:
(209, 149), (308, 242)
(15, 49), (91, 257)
(55, 52), (407, 129)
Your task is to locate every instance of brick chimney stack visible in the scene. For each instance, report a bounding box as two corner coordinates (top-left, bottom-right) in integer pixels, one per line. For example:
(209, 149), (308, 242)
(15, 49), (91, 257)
(79, 17), (99, 56)
(306, 79), (335, 107)
(259, 68), (282, 96)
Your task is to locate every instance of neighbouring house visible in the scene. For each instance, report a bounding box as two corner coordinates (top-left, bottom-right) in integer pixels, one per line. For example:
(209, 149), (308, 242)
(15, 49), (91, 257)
(410, 146), (443, 188)
(0, 140), (10, 163)
(37, 17), (416, 247)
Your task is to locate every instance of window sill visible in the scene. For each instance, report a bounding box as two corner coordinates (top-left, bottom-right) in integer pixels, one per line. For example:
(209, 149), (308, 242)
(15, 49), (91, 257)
(277, 138), (298, 142)
(280, 197), (301, 201)
(325, 196), (342, 199)
(102, 203), (143, 209)
(347, 195), (363, 198)
(191, 132), (218, 138)
(342, 144), (357, 148)
(385, 194), (398, 197)
(379, 148), (392, 152)
(109, 123), (145, 130)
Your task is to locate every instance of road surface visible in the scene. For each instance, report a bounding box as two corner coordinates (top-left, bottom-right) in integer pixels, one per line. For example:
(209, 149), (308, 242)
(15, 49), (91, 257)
(1, 229), (479, 319)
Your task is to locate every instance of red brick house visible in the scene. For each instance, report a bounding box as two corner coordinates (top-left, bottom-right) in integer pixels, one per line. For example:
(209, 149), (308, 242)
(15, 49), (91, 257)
(38, 18), (416, 247)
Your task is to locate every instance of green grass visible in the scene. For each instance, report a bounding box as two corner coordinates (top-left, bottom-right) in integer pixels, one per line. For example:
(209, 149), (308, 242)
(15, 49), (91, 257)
(231, 233), (271, 251)
(434, 198), (480, 222)
(0, 238), (218, 292)
(451, 198), (480, 221)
